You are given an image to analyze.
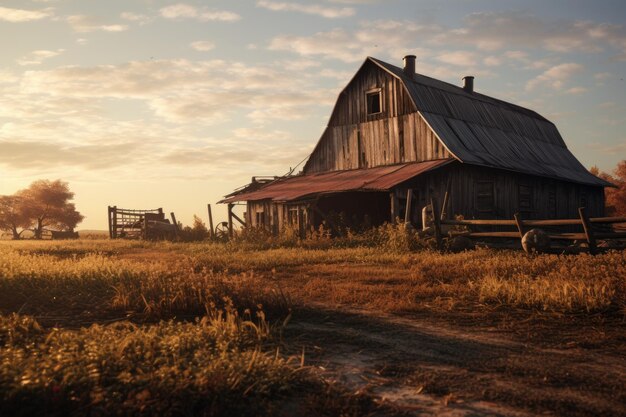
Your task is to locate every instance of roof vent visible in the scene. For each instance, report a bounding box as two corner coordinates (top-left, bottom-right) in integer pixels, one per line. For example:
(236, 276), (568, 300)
(403, 55), (416, 79)
(463, 76), (474, 93)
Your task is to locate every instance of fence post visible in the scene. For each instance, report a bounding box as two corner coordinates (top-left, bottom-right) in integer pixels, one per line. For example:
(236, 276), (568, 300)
(430, 198), (443, 251)
(108, 206), (113, 239)
(578, 207), (597, 254)
(207, 204), (215, 239)
(513, 213), (525, 239)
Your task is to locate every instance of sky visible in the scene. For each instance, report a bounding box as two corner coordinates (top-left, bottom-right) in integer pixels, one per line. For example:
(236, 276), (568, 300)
(0, 0), (625, 230)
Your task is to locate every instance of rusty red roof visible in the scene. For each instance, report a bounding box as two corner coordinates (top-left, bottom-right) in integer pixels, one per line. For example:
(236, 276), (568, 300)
(221, 159), (453, 203)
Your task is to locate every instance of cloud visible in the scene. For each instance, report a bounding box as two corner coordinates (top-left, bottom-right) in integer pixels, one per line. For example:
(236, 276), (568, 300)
(190, 41), (215, 51)
(256, 1), (355, 18)
(17, 49), (64, 66)
(436, 51), (476, 67)
(0, 6), (52, 22)
(67, 15), (127, 32)
(269, 20), (436, 62)
(525, 63), (583, 91)
(120, 12), (152, 25)
(159, 4), (240, 22)
(0, 140), (144, 170)
(433, 12), (626, 59)
(564, 87), (588, 95)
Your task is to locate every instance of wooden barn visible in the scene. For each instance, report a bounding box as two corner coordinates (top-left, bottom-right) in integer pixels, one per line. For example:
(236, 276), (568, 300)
(221, 55), (611, 234)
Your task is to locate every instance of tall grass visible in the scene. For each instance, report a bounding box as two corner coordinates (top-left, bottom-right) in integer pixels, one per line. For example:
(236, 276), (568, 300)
(0, 311), (300, 417)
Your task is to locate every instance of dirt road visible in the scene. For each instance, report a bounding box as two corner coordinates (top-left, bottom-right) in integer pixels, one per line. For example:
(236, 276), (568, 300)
(285, 304), (626, 417)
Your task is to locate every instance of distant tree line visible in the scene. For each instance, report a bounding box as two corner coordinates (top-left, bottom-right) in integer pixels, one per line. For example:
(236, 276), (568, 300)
(591, 160), (626, 216)
(0, 180), (83, 239)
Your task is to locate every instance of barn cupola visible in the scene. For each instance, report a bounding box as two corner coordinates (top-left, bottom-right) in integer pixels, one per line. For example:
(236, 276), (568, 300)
(403, 55), (416, 79)
(462, 76), (475, 93)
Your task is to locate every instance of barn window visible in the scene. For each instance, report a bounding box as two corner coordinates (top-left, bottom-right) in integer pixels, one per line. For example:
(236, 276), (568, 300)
(366, 89), (382, 115)
(518, 184), (533, 213)
(287, 206), (299, 226)
(580, 191), (587, 208)
(475, 181), (494, 213)
(255, 211), (265, 227)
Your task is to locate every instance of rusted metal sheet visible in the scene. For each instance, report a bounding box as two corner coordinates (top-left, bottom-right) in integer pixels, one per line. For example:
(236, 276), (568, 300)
(221, 159), (453, 203)
(368, 57), (611, 187)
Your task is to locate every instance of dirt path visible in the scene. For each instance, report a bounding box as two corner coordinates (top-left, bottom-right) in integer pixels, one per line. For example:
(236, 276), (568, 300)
(284, 304), (626, 416)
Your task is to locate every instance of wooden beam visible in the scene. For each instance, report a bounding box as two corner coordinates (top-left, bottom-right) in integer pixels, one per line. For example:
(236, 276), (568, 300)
(112, 206), (117, 239)
(108, 206), (113, 239)
(513, 213), (525, 239)
(404, 189), (413, 224)
(579, 207), (597, 254)
(227, 203), (234, 238)
(207, 204), (215, 239)
(430, 198), (443, 251)
(231, 211), (246, 227)
(390, 192), (398, 223)
(170, 212), (179, 235)
(441, 176), (451, 221)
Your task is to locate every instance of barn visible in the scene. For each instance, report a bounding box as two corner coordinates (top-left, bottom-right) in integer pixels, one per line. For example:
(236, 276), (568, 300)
(221, 55), (611, 234)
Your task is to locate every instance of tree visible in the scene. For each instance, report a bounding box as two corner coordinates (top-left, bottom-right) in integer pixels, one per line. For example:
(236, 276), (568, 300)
(17, 180), (84, 239)
(180, 215), (210, 241)
(591, 160), (626, 216)
(0, 195), (31, 239)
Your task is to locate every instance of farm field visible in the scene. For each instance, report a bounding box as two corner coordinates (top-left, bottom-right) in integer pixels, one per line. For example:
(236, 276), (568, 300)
(0, 239), (624, 416)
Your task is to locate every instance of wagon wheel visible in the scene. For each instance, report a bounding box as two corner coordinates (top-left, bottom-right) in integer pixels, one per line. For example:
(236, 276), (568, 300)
(214, 222), (230, 241)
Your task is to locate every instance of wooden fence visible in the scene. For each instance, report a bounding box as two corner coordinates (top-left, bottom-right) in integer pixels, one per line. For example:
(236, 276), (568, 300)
(431, 197), (626, 253)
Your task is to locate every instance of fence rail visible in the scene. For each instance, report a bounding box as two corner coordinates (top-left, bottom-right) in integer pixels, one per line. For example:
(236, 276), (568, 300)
(434, 201), (625, 253)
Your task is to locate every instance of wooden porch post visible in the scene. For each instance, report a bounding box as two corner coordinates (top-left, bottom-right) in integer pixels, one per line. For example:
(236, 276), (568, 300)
(404, 189), (413, 224)
(390, 192), (399, 223)
(228, 203), (234, 238)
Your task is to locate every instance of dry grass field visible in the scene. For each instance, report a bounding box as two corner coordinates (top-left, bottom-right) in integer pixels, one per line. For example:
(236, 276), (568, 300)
(0, 238), (624, 416)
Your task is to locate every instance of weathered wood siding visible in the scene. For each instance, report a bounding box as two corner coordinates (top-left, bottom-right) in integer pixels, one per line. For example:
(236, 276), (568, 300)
(395, 163), (605, 223)
(304, 61), (452, 174)
(246, 201), (308, 233)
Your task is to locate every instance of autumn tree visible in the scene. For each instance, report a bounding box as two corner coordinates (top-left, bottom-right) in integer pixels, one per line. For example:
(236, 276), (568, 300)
(590, 160), (626, 216)
(17, 180), (84, 239)
(0, 195), (31, 239)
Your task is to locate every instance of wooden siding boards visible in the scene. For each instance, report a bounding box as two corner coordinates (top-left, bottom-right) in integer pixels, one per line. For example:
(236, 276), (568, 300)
(311, 56), (609, 188)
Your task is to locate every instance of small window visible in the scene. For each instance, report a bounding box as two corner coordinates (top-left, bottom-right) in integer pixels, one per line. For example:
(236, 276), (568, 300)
(287, 207), (298, 225)
(518, 184), (533, 213)
(475, 181), (494, 213)
(255, 211), (265, 227)
(366, 90), (381, 115)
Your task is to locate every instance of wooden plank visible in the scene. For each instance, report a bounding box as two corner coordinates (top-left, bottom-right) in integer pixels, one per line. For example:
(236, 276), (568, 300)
(231, 211), (246, 227)
(513, 213), (525, 239)
(405, 189), (413, 223)
(467, 232), (523, 238)
(227, 203), (234, 238)
(579, 207), (597, 254)
(430, 198), (443, 251)
(442, 219), (517, 226)
(590, 216), (626, 224)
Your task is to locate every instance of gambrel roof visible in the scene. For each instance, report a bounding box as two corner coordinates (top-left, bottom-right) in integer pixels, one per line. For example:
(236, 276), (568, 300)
(364, 57), (609, 187)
